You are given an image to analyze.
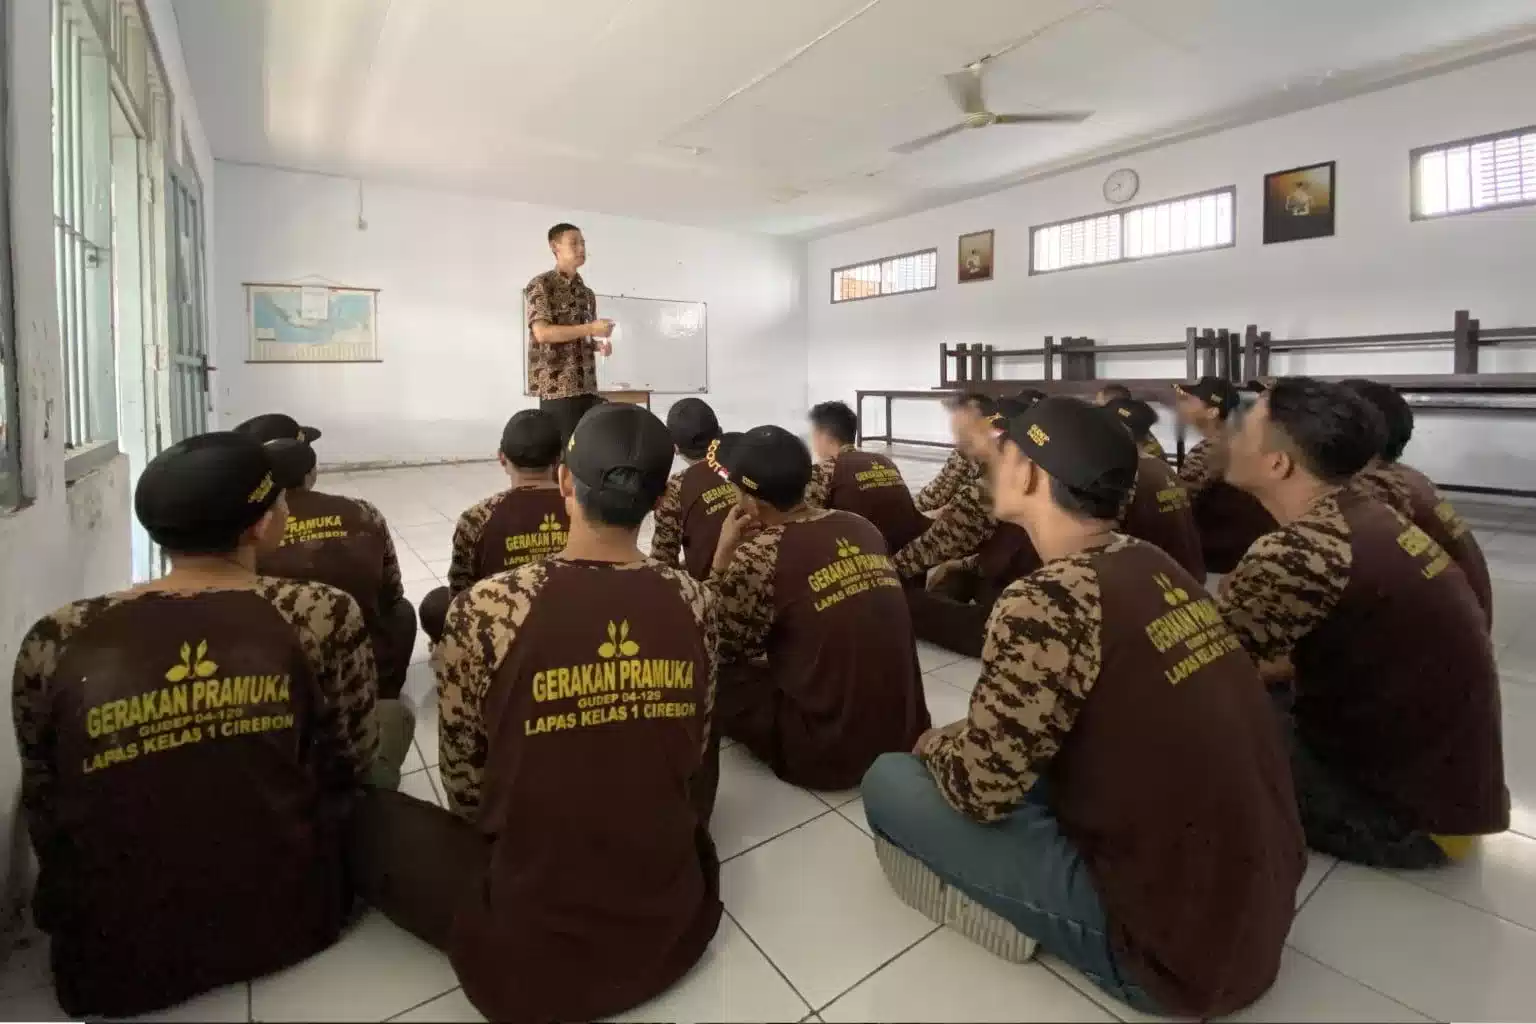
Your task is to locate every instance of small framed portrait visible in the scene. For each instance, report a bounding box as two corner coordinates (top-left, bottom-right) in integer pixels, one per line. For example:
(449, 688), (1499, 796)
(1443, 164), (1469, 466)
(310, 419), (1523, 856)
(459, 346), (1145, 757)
(1264, 161), (1336, 244)
(958, 229), (995, 283)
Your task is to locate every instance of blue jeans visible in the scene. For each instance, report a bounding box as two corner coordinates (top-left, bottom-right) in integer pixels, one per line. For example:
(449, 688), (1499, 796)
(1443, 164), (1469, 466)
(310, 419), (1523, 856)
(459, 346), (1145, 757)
(861, 753), (1161, 1015)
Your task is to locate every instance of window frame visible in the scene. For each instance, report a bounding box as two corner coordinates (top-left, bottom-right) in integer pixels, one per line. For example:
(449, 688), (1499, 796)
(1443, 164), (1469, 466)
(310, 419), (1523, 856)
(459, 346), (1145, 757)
(829, 247), (939, 304)
(1409, 123), (1536, 222)
(1028, 185), (1237, 276)
(0, 0), (22, 509)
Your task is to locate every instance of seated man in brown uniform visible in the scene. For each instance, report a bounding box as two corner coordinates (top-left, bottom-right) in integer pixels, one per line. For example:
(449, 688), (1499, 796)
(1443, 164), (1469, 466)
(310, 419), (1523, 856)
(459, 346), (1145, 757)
(12, 433), (409, 1018)
(1173, 377), (1276, 574)
(651, 397), (736, 580)
(417, 409), (569, 644)
(1343, 378), (1493, 625)
(1103, 398), (1204, 577)
(862, 397), (1303, 1019)
(1219, 376), (1508, 868)
(1095, 384), (1165, 459)
(349, 403), (721, 1023)
(236, 413), (416, 699)
(912, 393), (990, 513)
(902, 397), (1042, 657)
(805, 400), (931, 554)
(709, 425), (931, 790)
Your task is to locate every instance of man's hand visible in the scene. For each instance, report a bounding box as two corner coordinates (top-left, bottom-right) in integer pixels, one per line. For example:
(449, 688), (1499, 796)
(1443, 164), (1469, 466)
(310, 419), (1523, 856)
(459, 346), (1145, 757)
(712, 504), (760, 572)
(926, 559), (960, 592)
(593, 338), (614, 357)
(588, 319), (616, 339)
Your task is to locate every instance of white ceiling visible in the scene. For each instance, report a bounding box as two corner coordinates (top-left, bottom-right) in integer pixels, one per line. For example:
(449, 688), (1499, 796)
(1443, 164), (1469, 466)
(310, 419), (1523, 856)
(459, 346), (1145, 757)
(172, 0), (1536, 236)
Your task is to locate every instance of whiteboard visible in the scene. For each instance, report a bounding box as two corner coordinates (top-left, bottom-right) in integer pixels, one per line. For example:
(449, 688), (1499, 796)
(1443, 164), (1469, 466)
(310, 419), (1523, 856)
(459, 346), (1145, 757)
(595, 295), (708, 393)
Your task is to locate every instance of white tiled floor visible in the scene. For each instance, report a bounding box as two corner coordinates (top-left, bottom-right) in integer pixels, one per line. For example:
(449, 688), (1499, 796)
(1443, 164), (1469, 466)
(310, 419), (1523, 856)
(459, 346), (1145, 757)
(4, 451), (1535, 1023)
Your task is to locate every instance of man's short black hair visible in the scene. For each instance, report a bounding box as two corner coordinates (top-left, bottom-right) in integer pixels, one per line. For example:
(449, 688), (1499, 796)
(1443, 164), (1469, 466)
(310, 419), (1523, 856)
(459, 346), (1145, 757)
(1097, 383), (1132, 401)
(1264, 377), (1386, 485)
(808, 401), (858, 446)
(1342, 379), (1414, 463)
(548, 222), (580, 244)
(943, 391), (995, 416)
(1049, 476), (1124, 521)
(572, 475), (651, 529)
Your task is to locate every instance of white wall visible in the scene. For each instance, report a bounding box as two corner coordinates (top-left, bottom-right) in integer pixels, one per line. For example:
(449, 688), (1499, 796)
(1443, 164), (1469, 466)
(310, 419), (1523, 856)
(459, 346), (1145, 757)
(1, 0), (210, 917)
(808, 50), (1536, 492)
(213, 163), (808, 466)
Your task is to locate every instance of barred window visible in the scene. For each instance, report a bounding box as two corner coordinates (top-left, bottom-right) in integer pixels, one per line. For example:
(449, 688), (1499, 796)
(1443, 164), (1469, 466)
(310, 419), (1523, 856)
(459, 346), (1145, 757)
(1413, 125), (1536, 219)
(831, 249), (938, 303)
(1032, 187), (1234, 274)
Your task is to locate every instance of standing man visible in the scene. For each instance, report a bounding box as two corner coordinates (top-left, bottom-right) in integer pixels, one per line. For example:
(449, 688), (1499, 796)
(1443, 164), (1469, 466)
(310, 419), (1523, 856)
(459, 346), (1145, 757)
(525, 223), (615, 445)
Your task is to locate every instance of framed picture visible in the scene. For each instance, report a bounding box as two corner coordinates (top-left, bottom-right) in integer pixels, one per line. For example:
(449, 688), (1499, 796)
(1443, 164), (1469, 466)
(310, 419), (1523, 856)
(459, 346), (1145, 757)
(1263, 161), (1335, 244)
(958, 229), (994, 283)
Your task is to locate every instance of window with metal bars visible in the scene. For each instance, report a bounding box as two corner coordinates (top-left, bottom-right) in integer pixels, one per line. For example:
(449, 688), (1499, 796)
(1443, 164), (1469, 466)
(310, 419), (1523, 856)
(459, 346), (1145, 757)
(830, 249), (938, 303)
(1412, 125), (1536, 219)
(1031, 187), (1235, 275)
(52, 0), (118, 453)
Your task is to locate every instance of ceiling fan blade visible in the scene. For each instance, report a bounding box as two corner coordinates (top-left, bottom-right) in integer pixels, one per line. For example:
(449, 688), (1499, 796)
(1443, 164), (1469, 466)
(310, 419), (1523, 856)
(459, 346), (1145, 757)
(891, 122), (968, 155)
(945, 69), (986, 116)
(992, 111), (1093, 124)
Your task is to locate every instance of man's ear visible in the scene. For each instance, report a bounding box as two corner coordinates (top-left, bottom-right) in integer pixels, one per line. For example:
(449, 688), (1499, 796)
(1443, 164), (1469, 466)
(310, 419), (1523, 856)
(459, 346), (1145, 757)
(557, 464), (575, 498)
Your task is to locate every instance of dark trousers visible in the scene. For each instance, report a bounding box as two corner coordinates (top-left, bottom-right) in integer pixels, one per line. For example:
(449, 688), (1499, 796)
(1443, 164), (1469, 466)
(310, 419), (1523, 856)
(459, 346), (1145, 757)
(418, 586), (453, 646)
(716, 661), (783, 774)
(907, 570), (994, 659)
(541, 393), (603, 448)
(375, 598), (418, 700)
(1272, 693), (1447, 869)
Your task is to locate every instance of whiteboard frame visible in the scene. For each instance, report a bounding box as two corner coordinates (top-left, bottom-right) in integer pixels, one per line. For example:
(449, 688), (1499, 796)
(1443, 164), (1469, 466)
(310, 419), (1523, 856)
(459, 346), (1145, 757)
(520, 292), (708, 396)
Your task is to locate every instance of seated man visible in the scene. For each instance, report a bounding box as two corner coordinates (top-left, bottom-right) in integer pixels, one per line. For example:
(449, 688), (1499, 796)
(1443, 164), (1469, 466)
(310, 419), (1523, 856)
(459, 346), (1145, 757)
(805, 400), (931, 554)
(1173, 377), (1276, 573)
(418, 409), (568, 644)
(236, 413), (415, 698)
(709, 425), (931, 790)
(651, 397), (736, 580)
(351, 403), (722, 1023)
(862, 398), (1303, 1019)
(1343, 378), (1493, 625)
(1104, 399), (1204, 577)
(1219, 377), (1508, 868)
(12, 432), (412, 1018)
(903, 397), (1042, 657)
(1095, 384), (1165, 458)
(912, 393), (990, 512)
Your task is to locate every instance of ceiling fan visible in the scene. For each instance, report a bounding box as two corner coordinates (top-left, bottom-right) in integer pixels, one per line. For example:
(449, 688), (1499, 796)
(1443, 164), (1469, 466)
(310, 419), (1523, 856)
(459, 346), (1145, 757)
(892, 60), (1092, 155)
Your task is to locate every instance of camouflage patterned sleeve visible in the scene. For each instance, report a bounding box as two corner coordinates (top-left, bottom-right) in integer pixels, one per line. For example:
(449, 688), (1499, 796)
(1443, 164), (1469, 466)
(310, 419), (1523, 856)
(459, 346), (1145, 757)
(10, 599), (111, 857)
(894, 479), (994, 578)
(649, 473), (685, 568)
(356, 499), (404, 606)
(804, 457), (833, 509)
(266, 580), (380, 789)
(435, 565), (545, 818)
(1176, 439), (1214, 491)
(921, 559), (1103, 822)
(448, 495), (499, 594)
(667, 568), (720, 761)
(1216, 505), (1351, 683)
(1351, 461), (1413, 520)
(914, 450), (974, 512)
(707, 530), (782, 665)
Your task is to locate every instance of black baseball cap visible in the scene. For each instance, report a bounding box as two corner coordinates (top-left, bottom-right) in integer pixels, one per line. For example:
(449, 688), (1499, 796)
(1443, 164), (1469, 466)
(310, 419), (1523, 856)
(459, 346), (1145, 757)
(1013, 388), (1047, 408)
(1103, 398), (1158, 441)
(666, 398), (721, 457)
(500, 409), (562, 468)
(713, 425), (812, 510)
(564, 403), (674, 510)
(706, 431), (744, 482)
(233, 412), (322, 445)
(1173, 376), (1240, 416)
(135, 432), (311, 552)
(999, 396), (1138, 497)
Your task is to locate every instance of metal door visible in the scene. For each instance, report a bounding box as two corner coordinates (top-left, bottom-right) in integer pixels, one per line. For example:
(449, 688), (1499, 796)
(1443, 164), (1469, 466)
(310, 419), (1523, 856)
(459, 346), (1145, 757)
(165, 160), (208, 441)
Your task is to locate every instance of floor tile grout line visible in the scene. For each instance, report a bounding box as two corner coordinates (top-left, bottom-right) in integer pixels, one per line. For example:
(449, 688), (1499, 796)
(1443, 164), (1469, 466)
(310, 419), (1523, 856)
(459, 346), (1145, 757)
(720, 906), (815, 1018)
(1281, 945), (1436, 1022)
(720, 806), (839, 866)
(380, 983), (463, 1022)
(1293, 858), (1338, 915)
(1035, 955), (1141, 1022)
(813, 923), (942, 1015)
(1386, 865), (1536, 937)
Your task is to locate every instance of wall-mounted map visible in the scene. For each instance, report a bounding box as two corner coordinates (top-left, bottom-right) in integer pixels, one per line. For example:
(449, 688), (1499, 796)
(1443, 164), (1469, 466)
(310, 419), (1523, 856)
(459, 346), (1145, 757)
(246, 283), (380, 363)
